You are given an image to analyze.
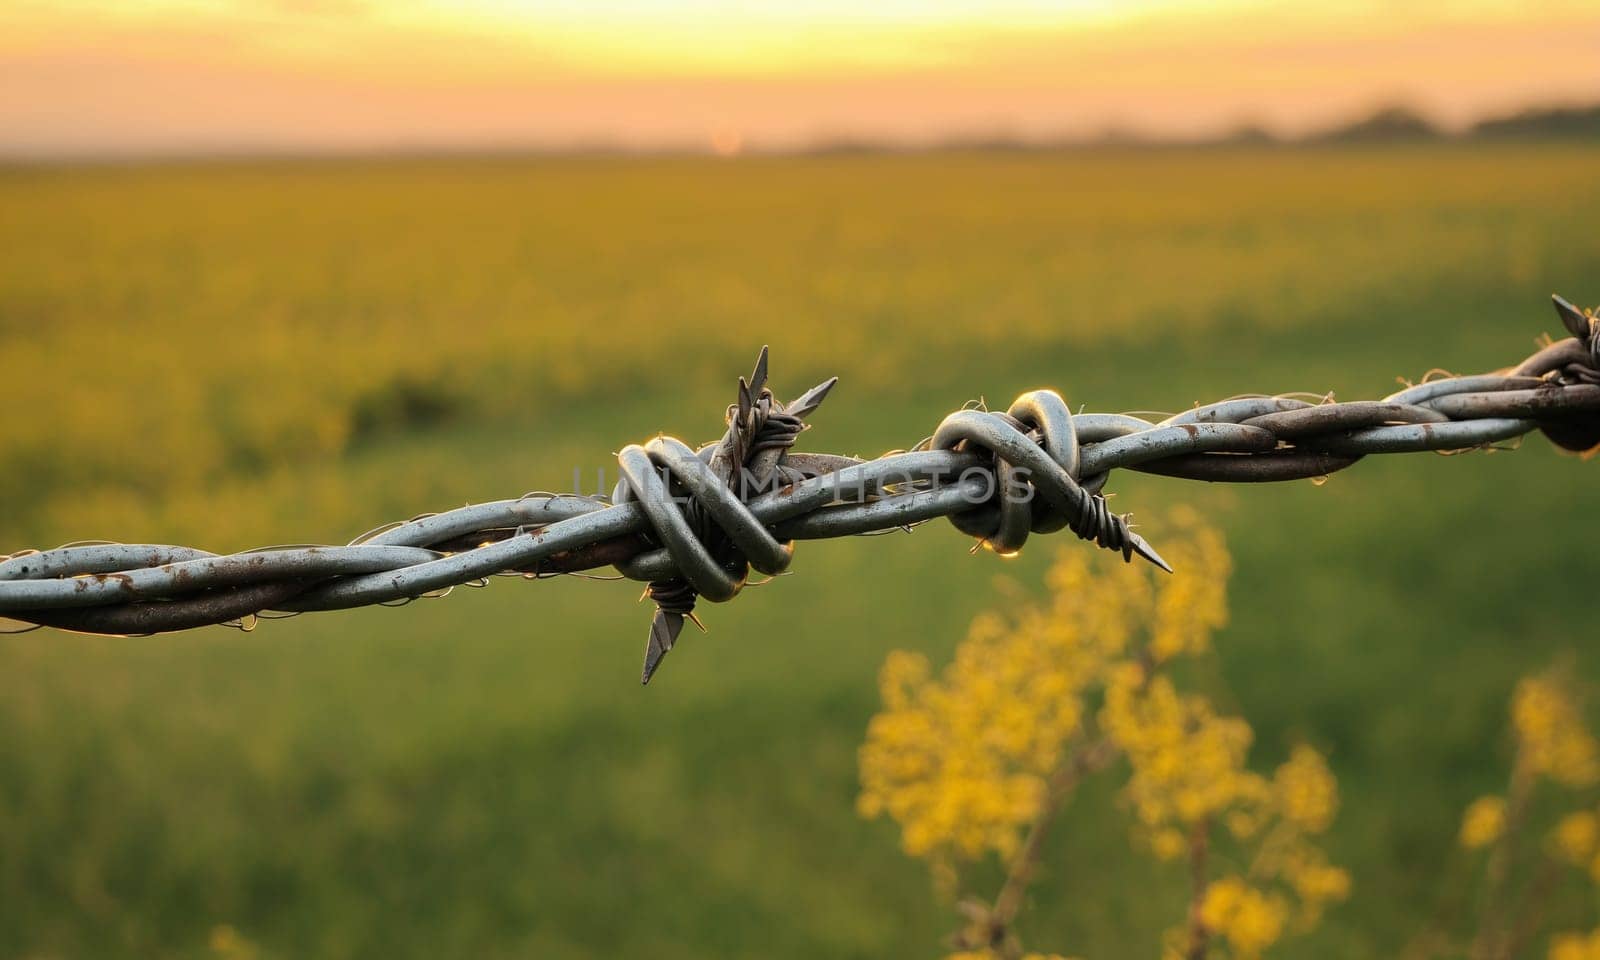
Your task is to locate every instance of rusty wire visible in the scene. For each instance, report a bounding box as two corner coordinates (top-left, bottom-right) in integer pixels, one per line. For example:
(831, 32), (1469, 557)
(3, 295), (1598, 683)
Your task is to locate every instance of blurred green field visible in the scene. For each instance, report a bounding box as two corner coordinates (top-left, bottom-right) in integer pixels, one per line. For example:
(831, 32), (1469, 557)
(2, 144), (1599, 959)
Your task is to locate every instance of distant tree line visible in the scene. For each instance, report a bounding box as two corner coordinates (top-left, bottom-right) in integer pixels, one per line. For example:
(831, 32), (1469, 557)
(1306, 102), (1600, 144)
(798, 101), (1600, 156)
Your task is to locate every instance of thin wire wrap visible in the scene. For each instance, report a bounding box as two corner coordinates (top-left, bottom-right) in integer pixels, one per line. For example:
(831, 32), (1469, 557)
(3, 295), (1598, 666)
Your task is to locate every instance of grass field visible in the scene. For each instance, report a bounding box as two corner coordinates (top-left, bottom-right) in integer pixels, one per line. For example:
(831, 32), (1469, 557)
(2, 144), (1599, 959)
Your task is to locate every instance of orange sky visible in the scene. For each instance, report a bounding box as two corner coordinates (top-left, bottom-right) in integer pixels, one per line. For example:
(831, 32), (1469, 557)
(2, 0), (1598, 156)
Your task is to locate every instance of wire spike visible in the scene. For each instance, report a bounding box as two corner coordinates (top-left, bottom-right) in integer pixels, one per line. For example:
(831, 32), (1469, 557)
(1554, 294), (1590, 340)
(737, 376), (753, 420)
(1127, 531), (1174, 574)
(787, 376), (839, 420)
(640, 610), (683, 685)
(749, 346), (770, 396)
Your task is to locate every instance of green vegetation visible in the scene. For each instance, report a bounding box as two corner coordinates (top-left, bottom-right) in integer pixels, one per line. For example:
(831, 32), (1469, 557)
(2, 144), (1599, 959)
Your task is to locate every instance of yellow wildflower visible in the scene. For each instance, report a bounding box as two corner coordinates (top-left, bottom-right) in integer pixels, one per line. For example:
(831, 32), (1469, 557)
(1294, 862), (1351, 903)
(1550, 928), (1600, 960)
(1102, 673), (1262, 829)
(1200, 877), (1288, 960)
(1274, 745), (1339, 834)
(1512, 675), (1600, 787)
(208, 926), (259, 960)
(1225, 809), (1263, 840)
(1148, 827), (1188, 861)
(861, 514), (1309, 956)
(1460, 795), (1507, 849)
(860, 564), (1107, 864)
(1281, 846), (1351, 924)
(859, 521), (1230, 872)
(1146, 507), (1231, 662)
(1552, 810), (1600, 865)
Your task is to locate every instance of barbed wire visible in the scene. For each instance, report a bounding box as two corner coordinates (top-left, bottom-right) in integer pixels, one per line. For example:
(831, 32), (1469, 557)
(3, 295), (1598, 682)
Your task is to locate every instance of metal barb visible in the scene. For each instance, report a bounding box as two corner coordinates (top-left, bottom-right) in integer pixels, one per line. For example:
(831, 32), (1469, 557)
(1126, 531), (1173, 574)
(640, 610), (681, 684)
(748, 345), (770, 396)
(636, 346), (824, 683)
(1554, 294), (1591, 341)
(786, 376), (839, 421)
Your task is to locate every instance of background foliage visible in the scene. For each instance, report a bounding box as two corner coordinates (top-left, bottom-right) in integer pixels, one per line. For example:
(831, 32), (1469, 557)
(2, 143), (1599, 958)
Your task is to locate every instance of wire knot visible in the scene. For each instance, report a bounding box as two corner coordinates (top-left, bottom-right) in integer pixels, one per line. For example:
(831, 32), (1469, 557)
(931, 390), (1170, 570)
(1541, 296), (1600, 454)
(613, 348), (837, 683)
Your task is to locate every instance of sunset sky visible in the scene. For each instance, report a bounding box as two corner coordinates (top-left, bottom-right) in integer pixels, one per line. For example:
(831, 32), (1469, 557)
(2, 0), (1598, 156)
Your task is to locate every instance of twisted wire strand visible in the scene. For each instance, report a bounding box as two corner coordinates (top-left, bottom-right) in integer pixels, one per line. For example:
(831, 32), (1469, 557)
(3, 296), (1599, 682)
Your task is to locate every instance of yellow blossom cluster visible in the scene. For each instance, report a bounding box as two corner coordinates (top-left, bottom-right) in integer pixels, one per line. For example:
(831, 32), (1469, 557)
(1551, 808), (1600, 879)
(1513, 674), (1600, 787)
(1452, 665), (1600, 960)
(1275, 745), (1340, 834)
(1461, 671), (1597, 858)
(1101, 669), (1265, 832)
(1198, 878), (1288, 960)
(1459, 795), (1507, 849)
(1283, 851), (1352, 924)
(857, 510), (1228, 868)
(1106, 654), (1348, 957)
(859, 511), (1346, 959)
(1144, 510), (1231, 662)
(857, 529), (1178, 866)
(1459, 671), (1598, 857)
(1103, 621), (1347, 958)
(1151, 743), (1347, 959)
(856, 607), (1089, 864)
(1552, 929), (1600, 960)
(209, 926), (259, 960)
(1536, 688), (1600, 960)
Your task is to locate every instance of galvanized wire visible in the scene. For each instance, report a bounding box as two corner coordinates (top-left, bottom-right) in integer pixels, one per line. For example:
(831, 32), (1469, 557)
(3, 295), (1598, 682)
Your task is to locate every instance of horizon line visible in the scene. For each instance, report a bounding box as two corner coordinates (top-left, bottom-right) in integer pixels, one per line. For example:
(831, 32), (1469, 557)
(3, 98), (1598, 166)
